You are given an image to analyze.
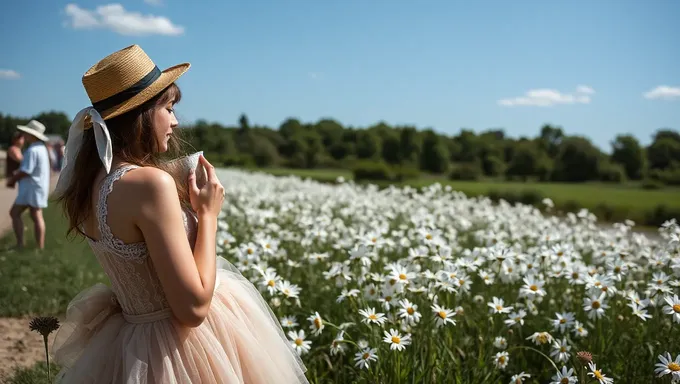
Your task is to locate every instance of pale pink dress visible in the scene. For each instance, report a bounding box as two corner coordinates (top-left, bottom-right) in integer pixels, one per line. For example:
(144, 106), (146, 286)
(52, 165), (308, 383)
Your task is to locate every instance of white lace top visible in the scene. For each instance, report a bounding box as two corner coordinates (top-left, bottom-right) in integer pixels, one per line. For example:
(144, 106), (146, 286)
(87, 165), (198, 316)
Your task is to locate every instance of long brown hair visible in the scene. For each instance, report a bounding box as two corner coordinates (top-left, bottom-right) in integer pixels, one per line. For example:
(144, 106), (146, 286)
(57, 83), (191, 238)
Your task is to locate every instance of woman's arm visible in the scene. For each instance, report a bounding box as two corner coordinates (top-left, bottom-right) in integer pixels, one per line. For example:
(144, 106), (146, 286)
(134, 167), (220, 327)
(8, 146), (23, 163)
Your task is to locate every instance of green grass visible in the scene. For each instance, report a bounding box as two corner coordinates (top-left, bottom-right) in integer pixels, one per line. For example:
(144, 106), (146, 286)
(0, 362), (58, 384)
(0, 203), (107, 317)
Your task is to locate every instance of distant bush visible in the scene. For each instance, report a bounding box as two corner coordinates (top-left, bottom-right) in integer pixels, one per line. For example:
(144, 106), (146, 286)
(393, 165), (420, 182)
(641, 178), (664, 190)
(649, 167), (680, 186)
(518, 189), (544, 206)
(353, 161), (395, 182)
(598, 162), (627, 183)
(449, 163), (482, 181)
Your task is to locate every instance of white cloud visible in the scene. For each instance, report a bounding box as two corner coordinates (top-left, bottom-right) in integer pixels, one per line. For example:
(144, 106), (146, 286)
(498, 85), (595, 107)
(576, 85), (595, 94)
(643, 85), (680, 100)
(0, 69), (21, 80)
(144, 0), (163, 6)
(64, 3), (184, 36)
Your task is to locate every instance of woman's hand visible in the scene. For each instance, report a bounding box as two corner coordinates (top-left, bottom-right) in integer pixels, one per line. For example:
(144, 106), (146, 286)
(188, 155), (224, 218)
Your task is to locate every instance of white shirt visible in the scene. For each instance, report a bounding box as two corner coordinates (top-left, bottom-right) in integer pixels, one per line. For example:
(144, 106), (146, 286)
(16, 142), (51, 208)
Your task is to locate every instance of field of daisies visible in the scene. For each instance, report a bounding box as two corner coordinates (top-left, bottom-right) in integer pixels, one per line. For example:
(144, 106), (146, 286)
(215, 169), (680, 384)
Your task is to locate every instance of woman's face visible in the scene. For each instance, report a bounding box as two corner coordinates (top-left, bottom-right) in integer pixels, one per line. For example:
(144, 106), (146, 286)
(152, 98), (179, 153)
(14, 135), (25, 147)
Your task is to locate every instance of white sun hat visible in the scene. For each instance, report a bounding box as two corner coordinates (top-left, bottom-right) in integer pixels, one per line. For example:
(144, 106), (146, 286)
(16, 120), (49, 142)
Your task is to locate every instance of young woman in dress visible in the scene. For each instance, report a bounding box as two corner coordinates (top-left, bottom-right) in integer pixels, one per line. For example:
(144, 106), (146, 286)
(52, 44), (308, 383)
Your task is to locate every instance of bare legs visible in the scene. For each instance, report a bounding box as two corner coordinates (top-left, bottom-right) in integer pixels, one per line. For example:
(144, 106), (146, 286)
(9, 205), (45, 250)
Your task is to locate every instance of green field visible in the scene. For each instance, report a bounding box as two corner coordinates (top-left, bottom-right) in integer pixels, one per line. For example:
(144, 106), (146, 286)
(247, 167), (680, 226)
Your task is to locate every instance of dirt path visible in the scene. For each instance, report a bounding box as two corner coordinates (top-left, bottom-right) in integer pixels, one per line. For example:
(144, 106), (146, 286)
(0, 317), (58, 377)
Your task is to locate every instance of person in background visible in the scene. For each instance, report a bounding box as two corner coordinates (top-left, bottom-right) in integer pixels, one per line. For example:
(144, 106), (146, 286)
(6, 120), (51, 250)
(5, 132), (24, 187)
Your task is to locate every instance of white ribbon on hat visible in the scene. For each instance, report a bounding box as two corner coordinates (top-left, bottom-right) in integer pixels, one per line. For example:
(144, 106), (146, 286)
(54, 107), (112, 196)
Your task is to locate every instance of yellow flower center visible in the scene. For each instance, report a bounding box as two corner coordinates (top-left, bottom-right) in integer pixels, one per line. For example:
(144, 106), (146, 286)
(614, 266), (621, 273)
(314, 318), (322, 329)
(560, 378), (569, 384)
(515, 317), (521, 322)
(673, 304), (680, 313)
(362, 352), (370, 359)
(295, 338), (303, 346)
(593, 370), (604, 380)
(508, 267), (513, 273)
(458, 279), (465, 286)
(496, 305), (503, 311)
(425, 234), (432, 240)
(371, 237), (377, 243)
(560, 346), (567, 352)
(594, 281), (601, 287)
(368, 314), (377, 320)
(247, 248), (253, 255)
(657, 280), (662, 284)
(498, 356), (506, 364)
(399, 273), (407, 280)
(389, 279), (397, 285)
(265, 243), (271, 249)
(267, 280), (275, 287)
(559, 319), (566, 324)
(557, 251), (564, 257)
(369, 288), (376, 295)
(592, 301), (601, 309)
(572, 272), (579, 279)
(669, 362), (680, 372)
(601, 286), (608, 292)
(530, 285), (538, 292)
(407, 307), (415, 315)
(391, 336), (401, 344)
(283, 289), (289, 295)
(438, 311), (447, 319)
(537, 335), (547, 343)
(385, 296), (392, 302)
(450, 273), (457, 279)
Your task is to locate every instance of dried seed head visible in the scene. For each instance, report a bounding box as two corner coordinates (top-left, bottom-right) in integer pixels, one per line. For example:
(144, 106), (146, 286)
(576, 351), (593, 364)
(29, 316), (60, 338)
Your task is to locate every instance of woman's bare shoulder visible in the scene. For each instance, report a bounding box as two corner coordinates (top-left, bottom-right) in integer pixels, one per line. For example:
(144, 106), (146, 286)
(117, 166), (178, 202)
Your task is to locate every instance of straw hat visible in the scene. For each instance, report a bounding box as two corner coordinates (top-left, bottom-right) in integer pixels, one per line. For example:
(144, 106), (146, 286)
(82, 44), (190, 120)
(17, 120), (49, 142)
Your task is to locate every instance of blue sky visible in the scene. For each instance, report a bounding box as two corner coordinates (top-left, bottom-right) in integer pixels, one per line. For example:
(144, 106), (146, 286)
(1, 0), (678, 150)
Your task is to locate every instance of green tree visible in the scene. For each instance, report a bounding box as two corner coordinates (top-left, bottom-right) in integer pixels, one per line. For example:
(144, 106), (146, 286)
(419, 130), (449, 173)
(552, 136), (604, 182)
(611, 134), (645, 179)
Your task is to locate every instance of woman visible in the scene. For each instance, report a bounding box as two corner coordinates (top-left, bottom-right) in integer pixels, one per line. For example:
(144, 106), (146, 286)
(5, 132), (24, 187)
(52, 45), (308, 383)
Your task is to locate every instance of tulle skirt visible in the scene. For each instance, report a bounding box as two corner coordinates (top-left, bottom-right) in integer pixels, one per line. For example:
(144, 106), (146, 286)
(52, 257), (308, 383)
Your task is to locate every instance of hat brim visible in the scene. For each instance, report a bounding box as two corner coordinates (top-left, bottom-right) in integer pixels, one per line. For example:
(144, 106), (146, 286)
(98, 63), (190, 121)
(16, 125), (49, 142)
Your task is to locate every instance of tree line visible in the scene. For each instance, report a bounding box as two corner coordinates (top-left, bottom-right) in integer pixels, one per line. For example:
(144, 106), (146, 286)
(2, 111), (679, 185)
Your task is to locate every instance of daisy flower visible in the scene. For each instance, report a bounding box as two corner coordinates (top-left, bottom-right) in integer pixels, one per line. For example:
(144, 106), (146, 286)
(280, 316), (298, 328)
(383, 329), (411, 351)
(509, 372), (530, 384)
(587, 362), (613, 384)
(527, 331), (554, 346)
(388, 264), (416, 285)
(550, 366), (577, 384)
(662, 294), (680, 324)
(354, 347), (378, 370)
(552, 312), (575, 333)
(330, 331), (346, 356)
(488, 297), (514, 315)
(431, 304), (456, 327)
(571, 320), (589, 338)
(358, 307), (387, 326)
(520, 276), (547, 298)
(583, 293), (609, 320)
(504, 310), (527, 328)
(494, 351), (509, 370)
(288, 329), (311, 356)
(655, 352), (680, 382)
(397, 299), (422, 325)
(307, 312), (324, 335)
(277, 280), (301, 299)
(550, 338), (571, 363)
(336, 288), (360, 303)
(493, 336), (508, 350)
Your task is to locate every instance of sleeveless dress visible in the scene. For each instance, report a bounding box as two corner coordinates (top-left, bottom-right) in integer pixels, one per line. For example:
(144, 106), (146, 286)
(52, 165), (308, 383)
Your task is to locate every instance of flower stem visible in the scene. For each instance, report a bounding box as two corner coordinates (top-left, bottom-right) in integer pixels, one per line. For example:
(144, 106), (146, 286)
(43, 335), (51, 383)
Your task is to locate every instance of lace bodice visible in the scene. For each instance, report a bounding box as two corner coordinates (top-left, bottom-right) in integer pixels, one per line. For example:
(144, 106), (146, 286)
(87, 165), (198, 316)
